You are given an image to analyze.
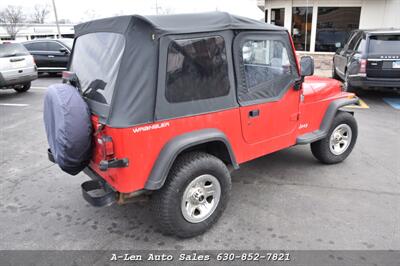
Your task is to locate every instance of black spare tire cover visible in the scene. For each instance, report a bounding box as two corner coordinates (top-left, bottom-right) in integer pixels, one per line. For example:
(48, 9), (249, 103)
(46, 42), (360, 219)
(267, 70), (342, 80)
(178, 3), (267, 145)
(43, 84), (92, 175)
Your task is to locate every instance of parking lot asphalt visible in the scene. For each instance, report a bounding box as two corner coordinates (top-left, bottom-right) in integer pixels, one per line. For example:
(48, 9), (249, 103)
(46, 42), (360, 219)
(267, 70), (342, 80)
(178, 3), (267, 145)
(0, 75), (399, 250)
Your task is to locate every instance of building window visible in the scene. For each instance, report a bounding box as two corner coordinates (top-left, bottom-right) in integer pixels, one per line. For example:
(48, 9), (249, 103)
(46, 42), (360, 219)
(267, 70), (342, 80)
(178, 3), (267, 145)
(271, 8), (285, 27)
(292, 7), (313, 51)
(265, 9), (268, 23)
(166, 36), (230, 103)
(316, 7), (361, 52)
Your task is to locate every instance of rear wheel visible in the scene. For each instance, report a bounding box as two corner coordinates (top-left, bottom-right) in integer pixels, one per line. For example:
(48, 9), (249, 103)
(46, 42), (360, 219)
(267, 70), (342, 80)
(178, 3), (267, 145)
(152, 151), (231, 238)
(14, 82), (31, 93)
(311, 111), (357, 164)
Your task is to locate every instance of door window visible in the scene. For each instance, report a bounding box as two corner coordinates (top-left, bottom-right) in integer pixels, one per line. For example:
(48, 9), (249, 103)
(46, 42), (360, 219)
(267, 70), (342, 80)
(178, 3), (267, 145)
(47, 42), (64, 52)
(24, 42), (47, 51)
(347, 32), (361, 51)
(237, 34), (299, 104)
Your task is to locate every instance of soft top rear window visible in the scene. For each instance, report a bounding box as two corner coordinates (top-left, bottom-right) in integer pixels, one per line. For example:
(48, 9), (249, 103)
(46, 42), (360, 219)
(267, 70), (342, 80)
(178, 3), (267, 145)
(368, 34), (400, 54)
(0, 43), (29, 58)
(70, 32), (125, 105)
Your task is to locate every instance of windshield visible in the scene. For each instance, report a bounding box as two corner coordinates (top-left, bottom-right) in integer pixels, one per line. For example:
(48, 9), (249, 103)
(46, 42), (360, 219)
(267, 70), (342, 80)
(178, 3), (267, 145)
(0, 43), (30, 58)
(59, 38), (74, 49)
(368, 34), (400, 54)
(70, 32), (125, 105)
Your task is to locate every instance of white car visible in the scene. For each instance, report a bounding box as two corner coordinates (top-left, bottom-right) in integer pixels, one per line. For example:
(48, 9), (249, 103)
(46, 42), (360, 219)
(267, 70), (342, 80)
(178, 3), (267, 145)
(0, 42), (38, 92)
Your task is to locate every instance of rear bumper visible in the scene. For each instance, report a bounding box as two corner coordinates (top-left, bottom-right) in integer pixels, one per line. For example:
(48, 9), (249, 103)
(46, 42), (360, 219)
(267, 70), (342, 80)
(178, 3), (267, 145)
(349, 75), (400, 88)
(82, 168), (117, 207)
(47, 149), (117, 207)
(0, 72), (38, 88)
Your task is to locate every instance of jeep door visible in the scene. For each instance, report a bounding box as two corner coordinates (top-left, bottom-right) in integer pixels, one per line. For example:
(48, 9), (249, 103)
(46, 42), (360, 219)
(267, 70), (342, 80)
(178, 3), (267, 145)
(234, 31), (301, 148)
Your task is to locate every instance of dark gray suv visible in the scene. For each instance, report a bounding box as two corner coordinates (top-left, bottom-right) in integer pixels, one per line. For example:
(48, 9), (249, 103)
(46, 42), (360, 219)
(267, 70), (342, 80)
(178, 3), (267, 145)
(23, 39), (73, 76)
(333, 29), (400, 92)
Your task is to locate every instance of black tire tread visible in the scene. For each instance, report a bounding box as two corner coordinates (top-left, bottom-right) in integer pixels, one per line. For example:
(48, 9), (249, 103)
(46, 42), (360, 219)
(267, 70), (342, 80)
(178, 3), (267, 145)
(14, 82), (31, 93)
(152, 151), (231, 238)
(311, 111), (357, 164)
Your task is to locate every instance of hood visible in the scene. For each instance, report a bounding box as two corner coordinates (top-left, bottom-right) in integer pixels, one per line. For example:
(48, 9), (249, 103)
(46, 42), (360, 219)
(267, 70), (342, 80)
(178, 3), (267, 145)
(302, 76), (343, 103)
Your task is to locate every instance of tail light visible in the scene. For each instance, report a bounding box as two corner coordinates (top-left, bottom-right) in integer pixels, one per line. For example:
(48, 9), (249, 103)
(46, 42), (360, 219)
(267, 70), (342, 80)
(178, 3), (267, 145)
(97, 135), (114, 159)
(96, 134), (129, 171)
(359, 59), (367, 74)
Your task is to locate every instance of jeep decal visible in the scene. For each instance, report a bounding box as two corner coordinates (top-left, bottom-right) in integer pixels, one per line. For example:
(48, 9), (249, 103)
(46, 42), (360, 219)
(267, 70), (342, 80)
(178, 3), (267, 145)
(299, 123), (309, 129)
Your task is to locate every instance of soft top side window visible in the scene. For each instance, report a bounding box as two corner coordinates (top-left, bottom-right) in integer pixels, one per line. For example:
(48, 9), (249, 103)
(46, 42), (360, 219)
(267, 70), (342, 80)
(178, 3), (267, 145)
(165, 35), (230, 103)
(69, 32), (125, 106)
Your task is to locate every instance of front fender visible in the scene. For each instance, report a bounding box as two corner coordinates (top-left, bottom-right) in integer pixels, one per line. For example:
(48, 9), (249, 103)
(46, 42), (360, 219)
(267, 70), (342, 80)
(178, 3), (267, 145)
(297, 97), (359, 144)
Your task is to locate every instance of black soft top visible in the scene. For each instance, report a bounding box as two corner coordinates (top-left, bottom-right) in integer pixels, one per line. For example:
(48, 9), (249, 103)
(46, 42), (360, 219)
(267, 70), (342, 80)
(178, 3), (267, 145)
(72, 12), (287, 128)
(75, 12), (282, 38)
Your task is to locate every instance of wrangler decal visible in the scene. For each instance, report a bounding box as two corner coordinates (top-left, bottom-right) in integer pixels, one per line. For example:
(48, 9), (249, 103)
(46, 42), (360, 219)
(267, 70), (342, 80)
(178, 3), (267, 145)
(132, 122), (170, 134)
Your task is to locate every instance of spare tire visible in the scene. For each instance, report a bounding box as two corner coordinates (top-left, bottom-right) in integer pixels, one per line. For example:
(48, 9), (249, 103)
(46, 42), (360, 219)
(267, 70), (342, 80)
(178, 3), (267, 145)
(43, 83), (92, 175)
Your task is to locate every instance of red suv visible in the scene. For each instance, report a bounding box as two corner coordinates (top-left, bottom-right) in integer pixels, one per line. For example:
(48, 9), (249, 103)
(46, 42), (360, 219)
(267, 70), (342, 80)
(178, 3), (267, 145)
(44, 12), (359, 238)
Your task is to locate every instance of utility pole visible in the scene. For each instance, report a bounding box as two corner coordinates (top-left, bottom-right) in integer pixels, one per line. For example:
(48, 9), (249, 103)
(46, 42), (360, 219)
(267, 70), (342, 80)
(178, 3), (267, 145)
(155, 0), (159, 15)
(52, 0), (61, 38)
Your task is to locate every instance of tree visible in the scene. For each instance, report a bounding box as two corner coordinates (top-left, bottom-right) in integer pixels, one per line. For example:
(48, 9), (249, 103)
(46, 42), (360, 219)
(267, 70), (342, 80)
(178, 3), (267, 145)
(0, 6), (25, 40)
(31, 4), (50, 24)
(58, 18), (72, 24)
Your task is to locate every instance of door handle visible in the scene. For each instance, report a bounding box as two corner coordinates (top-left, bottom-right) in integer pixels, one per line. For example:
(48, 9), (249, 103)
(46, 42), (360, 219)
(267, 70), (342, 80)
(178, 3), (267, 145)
(249, 109), (260, 117)
(48, 55), (55, 58)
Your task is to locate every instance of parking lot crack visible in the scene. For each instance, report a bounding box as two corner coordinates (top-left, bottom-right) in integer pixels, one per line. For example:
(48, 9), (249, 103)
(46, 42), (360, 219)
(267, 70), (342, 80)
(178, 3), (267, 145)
(3, 164), (56, 197)
(265, 180), (400, 197)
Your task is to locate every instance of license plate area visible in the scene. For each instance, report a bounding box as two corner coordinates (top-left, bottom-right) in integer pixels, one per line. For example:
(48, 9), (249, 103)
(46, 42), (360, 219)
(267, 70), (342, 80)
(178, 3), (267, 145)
(12, 60), (26, 69)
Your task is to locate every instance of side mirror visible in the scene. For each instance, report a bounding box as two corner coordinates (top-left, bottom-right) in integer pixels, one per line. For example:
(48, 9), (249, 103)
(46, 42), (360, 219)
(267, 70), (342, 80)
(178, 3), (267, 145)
(300, 56), (314, 77)
(59, 48), (69, 54)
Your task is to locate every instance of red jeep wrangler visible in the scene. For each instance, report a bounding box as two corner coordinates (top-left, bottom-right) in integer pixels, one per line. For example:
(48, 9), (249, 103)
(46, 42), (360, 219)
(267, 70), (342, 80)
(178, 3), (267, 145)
(44, 12), (359, 238)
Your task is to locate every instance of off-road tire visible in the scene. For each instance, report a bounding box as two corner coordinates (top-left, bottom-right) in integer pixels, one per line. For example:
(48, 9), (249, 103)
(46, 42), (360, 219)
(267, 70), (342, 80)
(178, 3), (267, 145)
(14, 82), (31, 93)
(311, 111), (357, 164)
(152, 151), (231, 238)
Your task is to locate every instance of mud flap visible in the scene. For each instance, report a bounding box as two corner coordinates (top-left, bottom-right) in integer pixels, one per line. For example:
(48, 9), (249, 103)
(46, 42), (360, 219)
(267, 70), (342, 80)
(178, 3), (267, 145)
(81, 180), (116, 207)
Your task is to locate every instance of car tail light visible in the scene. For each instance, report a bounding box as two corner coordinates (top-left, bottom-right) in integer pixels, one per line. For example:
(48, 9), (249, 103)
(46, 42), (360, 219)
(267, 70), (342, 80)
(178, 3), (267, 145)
(62, 71), (75, 80)
(359, 59), (367, 74)
(97, 135), (114, 159)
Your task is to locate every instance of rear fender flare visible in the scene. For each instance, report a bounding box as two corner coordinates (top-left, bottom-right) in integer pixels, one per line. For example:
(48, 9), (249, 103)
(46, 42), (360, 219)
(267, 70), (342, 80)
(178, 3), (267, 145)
(144, 128), (238, 190)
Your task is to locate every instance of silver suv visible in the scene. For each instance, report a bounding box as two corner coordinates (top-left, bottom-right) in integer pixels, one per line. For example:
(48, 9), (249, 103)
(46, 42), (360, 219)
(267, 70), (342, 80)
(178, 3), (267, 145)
(0, 42), (38, 92)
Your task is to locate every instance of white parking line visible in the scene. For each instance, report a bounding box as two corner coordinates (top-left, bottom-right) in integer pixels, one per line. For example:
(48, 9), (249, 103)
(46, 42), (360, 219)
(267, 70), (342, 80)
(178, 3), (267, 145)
(0, 103), (29, 107)
(31, 86), (47, 90)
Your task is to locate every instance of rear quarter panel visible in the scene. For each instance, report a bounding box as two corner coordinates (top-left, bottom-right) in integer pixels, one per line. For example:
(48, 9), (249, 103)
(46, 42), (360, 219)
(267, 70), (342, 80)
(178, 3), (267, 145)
(90, 108), (244, 193)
